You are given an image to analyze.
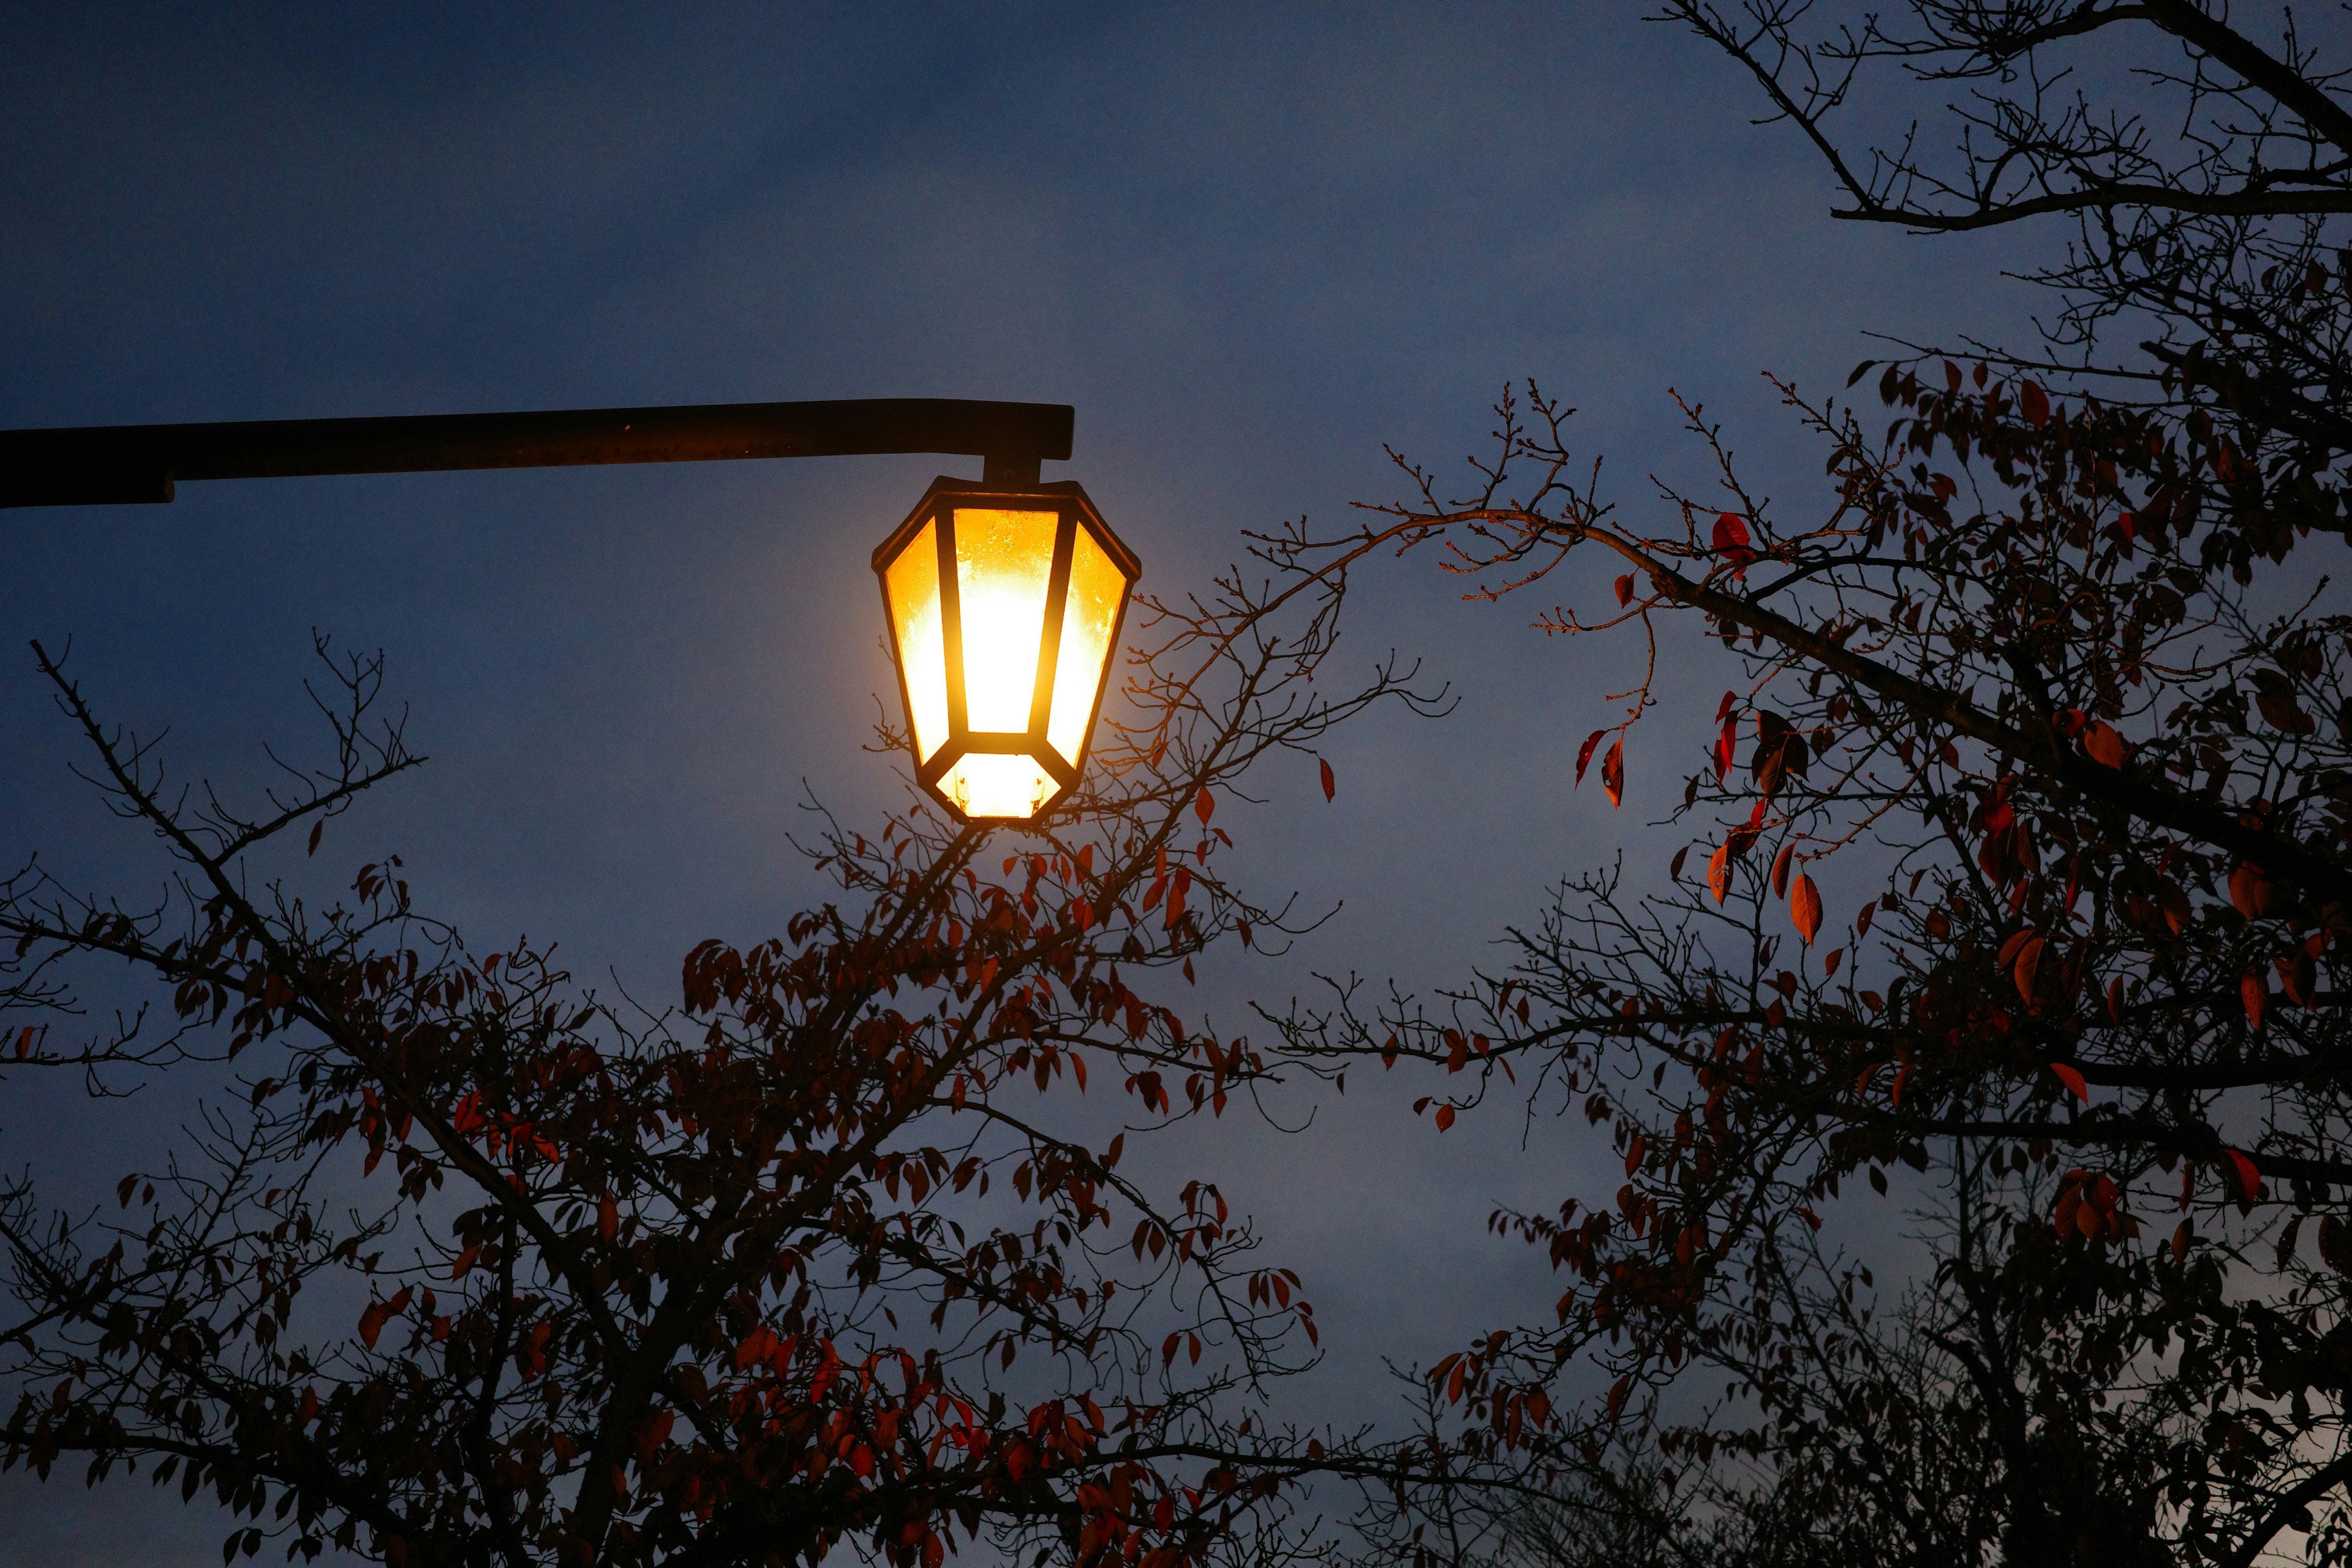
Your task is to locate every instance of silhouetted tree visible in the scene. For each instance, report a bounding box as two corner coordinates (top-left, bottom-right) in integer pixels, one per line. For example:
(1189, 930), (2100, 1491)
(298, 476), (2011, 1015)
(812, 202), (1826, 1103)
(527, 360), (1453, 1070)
(0, 526), (1441, 1568)
(1277, 6), (2352, 1565)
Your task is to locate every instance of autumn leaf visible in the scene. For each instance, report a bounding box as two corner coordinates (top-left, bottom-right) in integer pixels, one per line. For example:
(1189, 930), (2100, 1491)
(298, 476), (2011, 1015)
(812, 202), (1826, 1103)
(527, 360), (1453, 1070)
(2253, 669), (2317, 734)
(357, 1286), (413, 1351)
(2223, 1148), (2263, 1201)
(1711, 512), (1756, 571)
(2081, 722), (2128, 768)
(2321, 1215), (2352, 1276)
(1575, 729), (1605, 786)
(1614, 574), (1634, 607)
(2280, 950), (2316, 1007)
(1194, 786), (1215, 825)
(1771, 843), (1795, 899)
(1601, 739), (1624, 809)
(1789, 873), (1823, 944)
(2020, 379), (2050, 426)
(1319, 758), (1336, 802)
(2242, 967), (2268, 1030)
(1708, 842), (1733, 904)
(2228, 862), (2272, 918)
(1434, 1104), (1456, 1133)
(2014, 936), (2046, 1003)
(2049, 1063), (2089, 1104)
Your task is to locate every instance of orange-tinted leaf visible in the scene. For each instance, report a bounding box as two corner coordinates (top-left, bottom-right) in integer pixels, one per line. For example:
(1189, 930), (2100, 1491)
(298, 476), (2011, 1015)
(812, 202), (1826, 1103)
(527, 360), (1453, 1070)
(2050, 1063), (2089, 1103)
(2242, 968), (2268, 1030)
(1194, 787), (1215, 825)
(1790, 873), (1823, 944)
(1434, 1104), (1456, 1132)
(2229, 862), (2272, 919)
(2082, 722), (2128, 768)
(1601, 739), (1624, 810)
(1708, 842), (1733, 904)
(1771, 843), (1795, 899)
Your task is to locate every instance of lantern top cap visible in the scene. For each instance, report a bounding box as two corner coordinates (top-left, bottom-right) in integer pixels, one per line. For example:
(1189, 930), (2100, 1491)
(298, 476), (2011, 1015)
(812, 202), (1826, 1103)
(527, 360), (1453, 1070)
(869, 475), (1140, 581)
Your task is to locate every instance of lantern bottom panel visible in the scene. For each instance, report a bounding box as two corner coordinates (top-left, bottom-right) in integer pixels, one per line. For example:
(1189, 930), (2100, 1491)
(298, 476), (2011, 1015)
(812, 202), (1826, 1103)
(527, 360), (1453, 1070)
(938, 753), (1063, 820)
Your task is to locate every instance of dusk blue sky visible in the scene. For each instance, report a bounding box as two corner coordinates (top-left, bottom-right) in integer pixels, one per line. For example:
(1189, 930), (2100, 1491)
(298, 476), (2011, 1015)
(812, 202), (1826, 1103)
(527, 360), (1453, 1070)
(0, 6), (2047, 1562)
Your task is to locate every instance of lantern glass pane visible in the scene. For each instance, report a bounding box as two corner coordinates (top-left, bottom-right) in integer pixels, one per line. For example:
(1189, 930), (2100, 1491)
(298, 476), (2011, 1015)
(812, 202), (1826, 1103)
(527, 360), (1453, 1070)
(953, 508), (1059, 734)
(1047, 522), (1126, 766)
(940, 753), (1058, 820)
(882, 518), (948, 763)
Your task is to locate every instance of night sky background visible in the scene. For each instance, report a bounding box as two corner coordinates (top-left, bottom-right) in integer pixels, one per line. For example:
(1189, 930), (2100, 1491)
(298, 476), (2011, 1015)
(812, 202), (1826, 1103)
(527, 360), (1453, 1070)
(0, 5), (2048, 1562)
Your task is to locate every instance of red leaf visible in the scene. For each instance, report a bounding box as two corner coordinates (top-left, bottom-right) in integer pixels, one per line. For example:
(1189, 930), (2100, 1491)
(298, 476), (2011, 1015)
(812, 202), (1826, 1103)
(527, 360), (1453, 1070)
(2049, 1063), (2089, 1104)
(2224, 1148), (2263, 1201)
(2020, 380), (2050, 426)
(2242, 967), (2268, 1030)
(1434, 1104), (1456, 1132)
(1319, 758), (1336, 802)
(1613, 574), (1634, 607)
(2082, 722), (2128, 768)
(1194, 787), (1215, 826)
(1711, 513), (1752, 551)
(1575, 729), (1605, 786)
(1771, 843), (1795, 899)
(1601, 739), (1624, 809)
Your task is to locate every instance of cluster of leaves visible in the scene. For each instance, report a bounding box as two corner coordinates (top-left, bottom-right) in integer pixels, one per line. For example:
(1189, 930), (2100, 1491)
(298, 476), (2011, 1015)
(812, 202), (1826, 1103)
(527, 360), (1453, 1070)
(1257, 7), (2352, 1566)
(1272, 335), (2352, 1564)
(0, 515), (1441, 1568)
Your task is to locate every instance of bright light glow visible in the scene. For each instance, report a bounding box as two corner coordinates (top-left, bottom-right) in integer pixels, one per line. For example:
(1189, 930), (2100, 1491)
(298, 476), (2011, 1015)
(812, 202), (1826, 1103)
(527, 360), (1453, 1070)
(876, 485), (1137, 826)
(1047, 522), (1125, 765)
(953, 508), (1058, 733)
(941, 753), (1058, 818)
(882, 519), (948, 761)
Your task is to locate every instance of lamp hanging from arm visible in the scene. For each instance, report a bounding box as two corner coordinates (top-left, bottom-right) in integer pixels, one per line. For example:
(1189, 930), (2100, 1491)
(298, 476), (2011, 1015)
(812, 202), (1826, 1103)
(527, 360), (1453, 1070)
(873, 477), (1140, 823)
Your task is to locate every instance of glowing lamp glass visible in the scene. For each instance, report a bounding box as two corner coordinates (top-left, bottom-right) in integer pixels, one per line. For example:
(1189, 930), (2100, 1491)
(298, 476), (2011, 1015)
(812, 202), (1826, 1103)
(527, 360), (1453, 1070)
(873, 478), (1139, 823)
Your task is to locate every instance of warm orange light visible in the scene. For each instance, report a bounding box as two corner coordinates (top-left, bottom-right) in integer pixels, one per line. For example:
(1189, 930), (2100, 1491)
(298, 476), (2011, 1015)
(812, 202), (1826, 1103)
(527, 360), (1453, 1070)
(873, 478), (1140, 823)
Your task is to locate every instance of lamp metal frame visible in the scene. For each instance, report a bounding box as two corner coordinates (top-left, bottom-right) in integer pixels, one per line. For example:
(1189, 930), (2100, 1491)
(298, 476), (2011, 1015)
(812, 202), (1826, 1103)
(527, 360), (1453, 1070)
(870, 476), (1139, 823)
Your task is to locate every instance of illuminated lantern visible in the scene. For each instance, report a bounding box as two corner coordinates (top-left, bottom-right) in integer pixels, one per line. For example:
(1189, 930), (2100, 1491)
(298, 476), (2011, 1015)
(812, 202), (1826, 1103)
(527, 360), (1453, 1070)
(873, 477), (1140, 822)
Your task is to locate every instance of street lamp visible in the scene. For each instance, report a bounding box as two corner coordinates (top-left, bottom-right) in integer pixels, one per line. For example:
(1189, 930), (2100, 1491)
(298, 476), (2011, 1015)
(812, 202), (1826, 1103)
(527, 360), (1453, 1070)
(0, 396), (1136, 825)
(874, 477), (1138, 822)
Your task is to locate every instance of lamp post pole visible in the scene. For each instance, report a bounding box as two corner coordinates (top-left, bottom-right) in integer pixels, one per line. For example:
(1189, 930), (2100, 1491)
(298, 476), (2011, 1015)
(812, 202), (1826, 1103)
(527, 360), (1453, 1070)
(0, 397), (1074, 508)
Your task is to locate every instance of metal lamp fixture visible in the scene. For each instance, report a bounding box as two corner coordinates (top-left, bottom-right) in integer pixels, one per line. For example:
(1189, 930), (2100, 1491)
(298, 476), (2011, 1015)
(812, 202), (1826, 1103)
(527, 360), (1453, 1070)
(0, 395), (1140, 826)
(873, 477), (1139, 822)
